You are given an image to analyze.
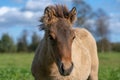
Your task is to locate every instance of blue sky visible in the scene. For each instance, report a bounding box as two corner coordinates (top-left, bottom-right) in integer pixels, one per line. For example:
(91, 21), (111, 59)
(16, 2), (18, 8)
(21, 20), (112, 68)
(0, 0), (120, 42)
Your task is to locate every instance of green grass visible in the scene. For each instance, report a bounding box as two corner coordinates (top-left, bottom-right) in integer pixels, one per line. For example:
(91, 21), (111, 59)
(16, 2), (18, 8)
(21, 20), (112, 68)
(0, 53), (34, 80)
(98, 52), (120, 80)
(0, 52), (120, 80)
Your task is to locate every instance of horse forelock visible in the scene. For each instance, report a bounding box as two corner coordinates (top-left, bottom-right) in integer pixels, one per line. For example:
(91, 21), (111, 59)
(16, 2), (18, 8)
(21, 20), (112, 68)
(39, 4), (71, 30)
(41, 4), (69, 20)
(52, 4), (69, 18)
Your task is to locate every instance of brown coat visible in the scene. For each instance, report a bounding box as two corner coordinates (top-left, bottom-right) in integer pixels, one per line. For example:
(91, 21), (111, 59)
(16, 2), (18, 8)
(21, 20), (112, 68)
(31, 28), (99, 80)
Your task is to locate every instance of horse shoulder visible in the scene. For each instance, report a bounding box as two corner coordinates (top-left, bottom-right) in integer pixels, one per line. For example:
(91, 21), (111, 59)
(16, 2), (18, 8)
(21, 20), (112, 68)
(74, 28), (99, 79)
(73, 28), (98, 58)
(77, 28), (99, 69)
(71, 28), (92, 79)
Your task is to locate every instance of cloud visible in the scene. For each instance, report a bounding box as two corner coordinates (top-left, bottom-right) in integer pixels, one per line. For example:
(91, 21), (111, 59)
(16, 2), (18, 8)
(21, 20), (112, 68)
(109, 13), (120, 34)
(0, 0), (56, 28)
(13, 0), (24, 3)
(0, 0), (54, 29)
(0, 7), (10, 16)
(0, 6), (41, 28)
(24, 0), (53, 12)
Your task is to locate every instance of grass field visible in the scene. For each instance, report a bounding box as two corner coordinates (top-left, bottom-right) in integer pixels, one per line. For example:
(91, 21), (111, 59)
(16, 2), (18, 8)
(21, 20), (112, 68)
(0, 52), (120, 80)
(0, 53), (34, 80)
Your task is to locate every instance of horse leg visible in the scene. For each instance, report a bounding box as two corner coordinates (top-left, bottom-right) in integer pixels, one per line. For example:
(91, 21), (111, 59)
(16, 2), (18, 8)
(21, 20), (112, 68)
(88, 52), (99, 80)
(87, 69), (98, 80)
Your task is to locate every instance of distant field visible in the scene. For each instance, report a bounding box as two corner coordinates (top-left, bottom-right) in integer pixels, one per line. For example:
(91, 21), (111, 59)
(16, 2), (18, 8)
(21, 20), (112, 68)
(0, 52), (120, 80)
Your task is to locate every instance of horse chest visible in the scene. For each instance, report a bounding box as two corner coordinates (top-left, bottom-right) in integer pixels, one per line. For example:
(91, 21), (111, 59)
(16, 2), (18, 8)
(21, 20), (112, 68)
(38, 63), (82, 80)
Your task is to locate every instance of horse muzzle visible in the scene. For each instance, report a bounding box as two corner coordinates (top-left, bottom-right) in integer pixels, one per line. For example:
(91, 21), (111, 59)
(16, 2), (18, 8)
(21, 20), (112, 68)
(58, 62), (74, 76)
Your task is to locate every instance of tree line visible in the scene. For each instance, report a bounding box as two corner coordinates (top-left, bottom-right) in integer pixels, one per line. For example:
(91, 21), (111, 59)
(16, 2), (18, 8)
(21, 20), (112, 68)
(0, 30), (120, 53)
(0, 30), (40, 53)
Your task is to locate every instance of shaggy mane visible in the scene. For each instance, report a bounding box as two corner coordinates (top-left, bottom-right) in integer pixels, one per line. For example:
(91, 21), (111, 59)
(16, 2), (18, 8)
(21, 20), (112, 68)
(39, 5), (70, 30)
(51, 5), (69, 18)
(44, 4), (69, 19)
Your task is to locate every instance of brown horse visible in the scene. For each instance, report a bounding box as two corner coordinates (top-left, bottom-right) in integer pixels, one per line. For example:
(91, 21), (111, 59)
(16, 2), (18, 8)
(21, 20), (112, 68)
(31, 5), (99, 80)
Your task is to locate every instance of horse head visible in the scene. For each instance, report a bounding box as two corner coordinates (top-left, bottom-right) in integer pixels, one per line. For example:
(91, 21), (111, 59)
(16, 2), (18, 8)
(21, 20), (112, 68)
(40, 5), (77, 76)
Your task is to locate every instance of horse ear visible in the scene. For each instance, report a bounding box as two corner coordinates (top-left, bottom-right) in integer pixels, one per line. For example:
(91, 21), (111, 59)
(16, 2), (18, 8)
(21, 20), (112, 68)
(69, 7), (77, 24)
(41, 6), (56, 24)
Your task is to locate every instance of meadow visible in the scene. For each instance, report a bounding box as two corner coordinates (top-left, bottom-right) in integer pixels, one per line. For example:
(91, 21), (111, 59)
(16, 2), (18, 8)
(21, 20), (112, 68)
(0, 52), (120, 80)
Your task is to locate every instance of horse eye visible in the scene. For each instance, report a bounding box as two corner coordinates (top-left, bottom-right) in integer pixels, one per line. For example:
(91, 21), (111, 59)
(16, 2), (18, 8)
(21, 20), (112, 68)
(73, 36), (75, 40)
(48, 35), (54, 40)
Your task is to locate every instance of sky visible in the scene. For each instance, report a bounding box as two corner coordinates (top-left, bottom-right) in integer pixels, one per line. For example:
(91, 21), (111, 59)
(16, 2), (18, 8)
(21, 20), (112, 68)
(0, 0), (120, 43)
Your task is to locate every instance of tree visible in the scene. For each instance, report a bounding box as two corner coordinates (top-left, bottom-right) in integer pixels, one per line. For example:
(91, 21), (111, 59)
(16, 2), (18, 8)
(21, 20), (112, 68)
(72, 0), (111, 52)
(72, 0), (93, 27)
(17, 30), (28, 52)
(72, 0), (99, 36)
(97, 38), (111, 52)
(0, 33), (16, 53)
(95, 9), (109, 39)
(95, 9), (111, 52)
(111, 43), (120, 52)
(29, 32), (40, 52)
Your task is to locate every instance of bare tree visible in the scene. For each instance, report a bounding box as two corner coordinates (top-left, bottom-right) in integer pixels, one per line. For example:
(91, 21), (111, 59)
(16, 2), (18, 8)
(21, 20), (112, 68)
(95, 9), (111, 52)
(72, 0), (98, 35)
(29, 32), (40, 52)
(72, 0), (93, 27)
(17, 30), (28, 52)
(72, 0), (111, 52)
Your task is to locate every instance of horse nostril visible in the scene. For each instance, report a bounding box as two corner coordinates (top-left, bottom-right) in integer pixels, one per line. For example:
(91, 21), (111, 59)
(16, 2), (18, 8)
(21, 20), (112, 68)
(61, 63), (65, 73)
(60, 62), (74, 76)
